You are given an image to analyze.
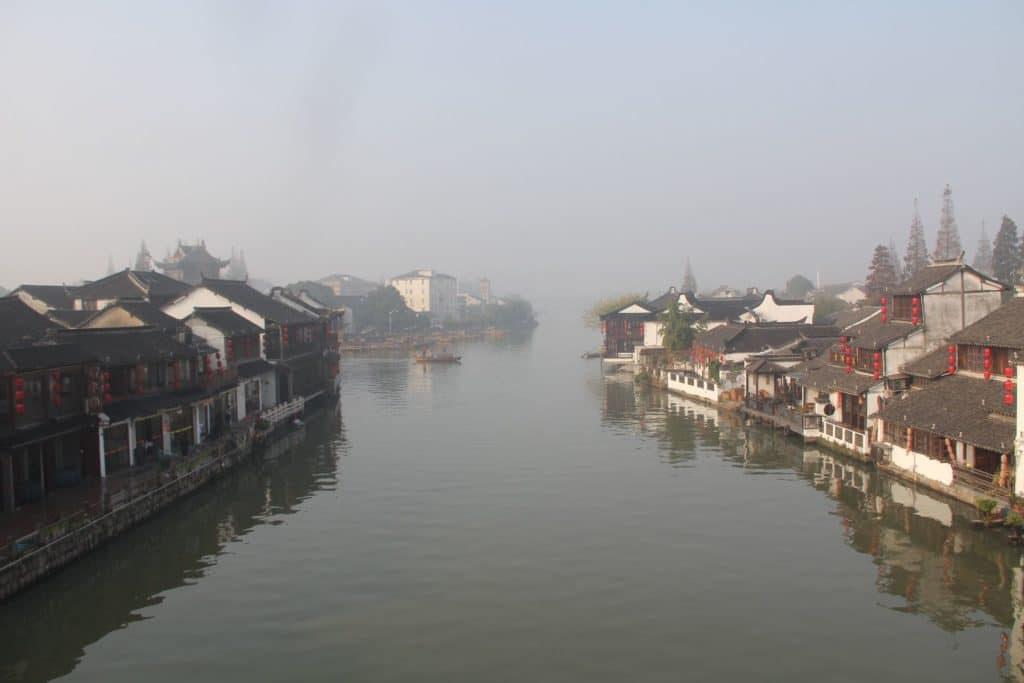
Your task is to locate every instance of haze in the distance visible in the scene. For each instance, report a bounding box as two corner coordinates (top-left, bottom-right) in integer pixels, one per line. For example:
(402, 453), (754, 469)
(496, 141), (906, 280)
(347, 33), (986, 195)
(2, 1), (1022, 299)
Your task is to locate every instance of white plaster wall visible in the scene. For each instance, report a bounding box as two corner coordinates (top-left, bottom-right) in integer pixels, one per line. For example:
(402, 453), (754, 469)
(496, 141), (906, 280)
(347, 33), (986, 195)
(921, 275), (1002, 352)
(884, 330), (926, 374)
(643, 321), (663, 347)
(185, 321), (225, 355)
(750, 294), (814, 323)
(889, 443), (954, 487)
(665, 371), (719, 402)
(1016, 362), (1024, 497)
(163, 288), (267, 329)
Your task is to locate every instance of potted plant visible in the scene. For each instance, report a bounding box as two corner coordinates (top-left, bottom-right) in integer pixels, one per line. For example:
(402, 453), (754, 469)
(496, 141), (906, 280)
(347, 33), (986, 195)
(975, 498), (999, 528)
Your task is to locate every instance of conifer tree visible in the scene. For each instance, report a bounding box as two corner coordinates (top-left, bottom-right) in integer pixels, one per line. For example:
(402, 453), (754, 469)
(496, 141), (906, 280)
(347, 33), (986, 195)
(972, 221), (994, 276)
(933, 184), (963, 261)
(887, 236), (903, 281)
(682, 259), (697, 293)
(904, 199), (929, 278)
(865, 245), (898, 302)
(992, 215), (1021, 285)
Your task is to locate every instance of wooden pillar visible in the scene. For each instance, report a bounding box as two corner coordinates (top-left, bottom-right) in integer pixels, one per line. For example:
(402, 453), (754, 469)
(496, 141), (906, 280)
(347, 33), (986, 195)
(98, 427), (107, 478)
(162, 414), (172, 454)
(193, 405), (202, 445)
(127, 420), (137, 467)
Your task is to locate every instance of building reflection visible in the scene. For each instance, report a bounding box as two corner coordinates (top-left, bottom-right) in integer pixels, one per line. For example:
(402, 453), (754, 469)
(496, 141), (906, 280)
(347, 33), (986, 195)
(0, 409), (346, 683)
(601, 377), (1024, 677)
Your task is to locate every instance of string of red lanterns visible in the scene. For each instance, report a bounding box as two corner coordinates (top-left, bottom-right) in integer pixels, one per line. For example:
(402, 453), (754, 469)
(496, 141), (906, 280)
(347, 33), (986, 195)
(984, 347), (992, 380)
(911, 296), (920, 326)
(1004, 366), (1015, 406)
(880, 297), (888, 323)
(14, 376), (25, 415)
(947, 344), (956, 376)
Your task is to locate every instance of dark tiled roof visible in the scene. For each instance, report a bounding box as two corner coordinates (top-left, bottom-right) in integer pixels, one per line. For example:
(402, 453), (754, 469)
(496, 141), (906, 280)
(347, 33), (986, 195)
(949, 299), (1024, 350)
(273, 288), (328, 316)
(0, 298), (61, 346)
(104, 388), (207, 421)
(11, 285), (79, 309)
(186, 307), (263, 335)
(789, 360), (881, 395)
(82, 300), (182, 331)
(683, 292), (761, 321)
(878, 375), (1016, 452)
(697, 323), (838, 353)
(599, 300), (657, 320)
(56, 328), (196, 365)
(76, 270), (148, 300)
(47, 309), (94, 328)
(199, 279), (314, 324)
(827, 307), (879, 330)
(646, 289), (681, 314)
(901, 347), (952, 380)
(846, 317), (918, 351)
(237, 358), (276, 378)
(133, 270), (190, 302)
(0, 343), (97, 372)
(890, 262), (1002, 295)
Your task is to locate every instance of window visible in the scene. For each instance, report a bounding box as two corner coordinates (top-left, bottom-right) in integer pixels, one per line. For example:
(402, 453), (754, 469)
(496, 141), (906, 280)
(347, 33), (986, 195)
(911, 429), (947, 460)
(958, 344), (1009, 375)
(891, 295), (915, 321)
(883, 421), (908, 448)
(840, 392), (866, 430)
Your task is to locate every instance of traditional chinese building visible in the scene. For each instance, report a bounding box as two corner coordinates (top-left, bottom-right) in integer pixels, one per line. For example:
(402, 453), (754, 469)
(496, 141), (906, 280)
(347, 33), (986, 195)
(155, 240), (230, 285)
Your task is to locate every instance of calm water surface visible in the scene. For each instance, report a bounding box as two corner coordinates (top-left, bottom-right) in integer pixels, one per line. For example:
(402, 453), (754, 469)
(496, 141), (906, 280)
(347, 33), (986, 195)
(2, 299), (1022, 681)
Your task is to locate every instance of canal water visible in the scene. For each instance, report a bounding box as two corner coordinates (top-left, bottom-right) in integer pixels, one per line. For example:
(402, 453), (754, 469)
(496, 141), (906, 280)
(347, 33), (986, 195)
(2, 299), (1022, 681)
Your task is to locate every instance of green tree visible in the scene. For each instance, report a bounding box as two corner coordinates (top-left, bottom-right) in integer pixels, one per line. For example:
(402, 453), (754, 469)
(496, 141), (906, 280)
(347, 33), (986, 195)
(812, 294), (850, 324)
(933, 184), (963, 261)
(993, 215), (1021, 285)
(658, 303), (706, 356)
(904, 198), (930, 278)
(356, 286), (416, 334)
(973, 221), (994, 276)
(784, 274), (815, 300)
(584, 292), (646, 328)
(865, 244), (898, 303)
(682, 259), (698, 293)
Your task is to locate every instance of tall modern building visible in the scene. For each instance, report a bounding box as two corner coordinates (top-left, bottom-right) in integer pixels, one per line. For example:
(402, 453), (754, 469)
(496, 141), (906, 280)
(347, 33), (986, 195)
(388, 269), (458, 322)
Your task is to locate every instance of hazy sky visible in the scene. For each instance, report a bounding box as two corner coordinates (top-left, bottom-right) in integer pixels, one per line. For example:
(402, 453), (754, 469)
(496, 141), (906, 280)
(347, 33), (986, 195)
(2, 1), (1022, 300)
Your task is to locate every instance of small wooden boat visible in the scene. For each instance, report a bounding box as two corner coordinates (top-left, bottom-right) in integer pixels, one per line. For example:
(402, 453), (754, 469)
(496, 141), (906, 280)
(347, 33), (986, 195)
(415, 352), (462, 364)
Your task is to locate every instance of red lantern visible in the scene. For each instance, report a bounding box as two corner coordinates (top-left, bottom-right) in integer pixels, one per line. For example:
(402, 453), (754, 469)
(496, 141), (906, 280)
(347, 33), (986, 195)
(1006, 367), (1015, 379)
(15, 404), (25, 415)
(1005, 380), (1014, 392)
(104, 393), (112, 403)
(873, 371), (880, 380)
(984, 347), (992, 358)
(984, 358), (992, 370)
(845, 366), (852, 375)
(15, 390), (25, 402)
(14, 377), (24, 389)
(985, 371), (992, 380)
(1006, 393), (1015, 406)
(912, 316), (919, 326)
(840, 336), (847, 344)
(52, 395), (61, 408)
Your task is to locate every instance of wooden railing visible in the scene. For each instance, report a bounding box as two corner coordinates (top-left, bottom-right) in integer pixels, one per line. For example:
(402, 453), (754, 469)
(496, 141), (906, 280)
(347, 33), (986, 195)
(260, 397), (305, 426)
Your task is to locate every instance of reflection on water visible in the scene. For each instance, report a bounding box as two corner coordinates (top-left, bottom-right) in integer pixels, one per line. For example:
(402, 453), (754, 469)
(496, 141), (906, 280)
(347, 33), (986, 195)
(4, 313), (1024, 682)
(603, 375), (1024, 678)
(0, 411), (346, 683)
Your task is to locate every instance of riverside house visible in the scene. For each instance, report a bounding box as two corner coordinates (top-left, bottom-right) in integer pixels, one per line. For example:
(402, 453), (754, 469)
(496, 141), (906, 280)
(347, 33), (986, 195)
(788, 260), (1005, 458)
(599, 287), (814, 362)
(875, 297), (1024, 505)
(163, 278), (337, 408)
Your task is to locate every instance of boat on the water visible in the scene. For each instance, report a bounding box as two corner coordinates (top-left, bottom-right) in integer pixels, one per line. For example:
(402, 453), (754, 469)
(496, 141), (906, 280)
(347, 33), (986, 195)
(414, 351), (462, 364)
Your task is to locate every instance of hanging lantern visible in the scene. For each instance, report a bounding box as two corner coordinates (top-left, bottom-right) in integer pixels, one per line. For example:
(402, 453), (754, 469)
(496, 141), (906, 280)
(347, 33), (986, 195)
(14, 377), (25, 415)
(985, 370), (992, 380)
(1006, 367), (1015, 379)
(845, 366), (852, 375)
(912, 315), (919, 326)
(984, 358), (992, 370)
(840, 336), (847, 345)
